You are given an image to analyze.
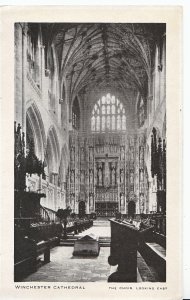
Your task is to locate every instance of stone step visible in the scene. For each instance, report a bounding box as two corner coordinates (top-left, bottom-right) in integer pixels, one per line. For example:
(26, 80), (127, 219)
(100, 243), (110, 247)
(59, 239), (110, 247)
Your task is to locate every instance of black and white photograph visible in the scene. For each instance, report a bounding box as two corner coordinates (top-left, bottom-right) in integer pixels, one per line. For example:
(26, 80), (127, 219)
(13, 21), (167, 283)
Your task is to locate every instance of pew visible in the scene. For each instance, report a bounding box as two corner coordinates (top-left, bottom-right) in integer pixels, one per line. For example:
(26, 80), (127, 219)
(108, 218), (153, 282)
(14, 238), (51, 281)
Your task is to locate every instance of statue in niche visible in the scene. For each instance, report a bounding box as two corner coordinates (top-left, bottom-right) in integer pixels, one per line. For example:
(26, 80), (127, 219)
(71, 170), (74, 184)
(81, 170), (84, 184)
(105, 158), (110, 187)
(71, 147), (75, 162)
(89, 147), (93, 161)
(140, 147), (144, 167)
(121, 147), (125, 161)
(130, 147), (134, 161)
(89, 169), (93, 185)
(111, 164), (116, 186)
(98, 166), (102, 186)
(120, 169), (124, 185)
(105, 192), (109, 201)
(130, 171), (134, 185)
(70, 194), (75, 206)
(120, 194), (125, 206)
(94, 168), (97, 186)
(81, 147), (84, 161)
(89, 194), (93, 208)
(140, 169), (144, 182)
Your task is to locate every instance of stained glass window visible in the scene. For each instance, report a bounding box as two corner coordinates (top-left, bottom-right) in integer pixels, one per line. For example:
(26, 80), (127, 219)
(91, 94), (126, 132)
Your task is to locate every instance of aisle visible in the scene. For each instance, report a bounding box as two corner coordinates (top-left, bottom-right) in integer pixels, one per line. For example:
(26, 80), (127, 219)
(76, 219), (111, 238)
(23, 220), (111, 282)
(22, 219), (156, 282)
(23, 246), (111, 282)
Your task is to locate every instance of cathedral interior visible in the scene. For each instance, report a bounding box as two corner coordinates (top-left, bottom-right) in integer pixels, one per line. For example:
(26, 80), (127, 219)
(14, 22), (166, 282)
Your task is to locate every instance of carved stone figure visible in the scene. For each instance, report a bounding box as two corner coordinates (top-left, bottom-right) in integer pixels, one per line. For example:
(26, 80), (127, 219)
(89, 194), (93, 208)
(111, 166), (116, 186)
(89, 169), (93, 185)
(71, 170), (74, 183)
(120, 194), (125, 206)
(81, 170), (84, 184)
(121, 147), (125, 161)
(81, 147), (84, 161)
(130, 147), (134, 161)
(120, 169), (124, 184)
(89, 147), (93, 161)
(104, 157), (110, 187)
(140, 169), (144, 181)
(71, 195), (75, 206)
(130, 170), (134, 185)
(98, 167), (102, 186)
(140, 147), (144, 167)
(71, 147), (75, 162)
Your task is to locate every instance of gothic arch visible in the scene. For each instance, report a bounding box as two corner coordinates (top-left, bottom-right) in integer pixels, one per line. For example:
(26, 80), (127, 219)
(26, 102), (46, 160)
(46, 126), (60, 174)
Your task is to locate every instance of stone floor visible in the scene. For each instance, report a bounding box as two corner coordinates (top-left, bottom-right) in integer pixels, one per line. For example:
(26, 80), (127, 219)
(23, 246), (111, 282)
(76, 219), (111, 238)
(24, 219), (111, 282)
(22, 219), (157, 282)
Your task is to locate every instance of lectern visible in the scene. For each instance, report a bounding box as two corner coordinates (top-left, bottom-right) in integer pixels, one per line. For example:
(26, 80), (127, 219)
(108, 219), (140, 282)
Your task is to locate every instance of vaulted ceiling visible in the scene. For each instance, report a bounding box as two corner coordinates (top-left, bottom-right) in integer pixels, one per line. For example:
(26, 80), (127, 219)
(41, 23), (165, 102)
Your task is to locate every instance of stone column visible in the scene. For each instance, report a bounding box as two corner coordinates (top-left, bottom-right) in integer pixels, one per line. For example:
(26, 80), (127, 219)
(15, 23), (23, 125)
(21, 24), (28, 137)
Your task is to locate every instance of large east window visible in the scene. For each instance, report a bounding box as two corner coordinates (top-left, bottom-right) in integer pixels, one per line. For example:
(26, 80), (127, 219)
(91, 93), (126, 132)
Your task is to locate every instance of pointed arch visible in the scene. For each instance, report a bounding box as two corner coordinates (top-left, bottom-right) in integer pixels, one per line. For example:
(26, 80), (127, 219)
(46, 126), (60, 175)
(26, 102), (46, 160)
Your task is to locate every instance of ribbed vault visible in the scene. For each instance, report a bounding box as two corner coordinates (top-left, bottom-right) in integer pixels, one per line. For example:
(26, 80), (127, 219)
(39, 23), (165, 105)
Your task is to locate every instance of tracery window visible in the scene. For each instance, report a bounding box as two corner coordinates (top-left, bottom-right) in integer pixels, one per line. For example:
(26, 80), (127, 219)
(91, 93), (126, 132)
